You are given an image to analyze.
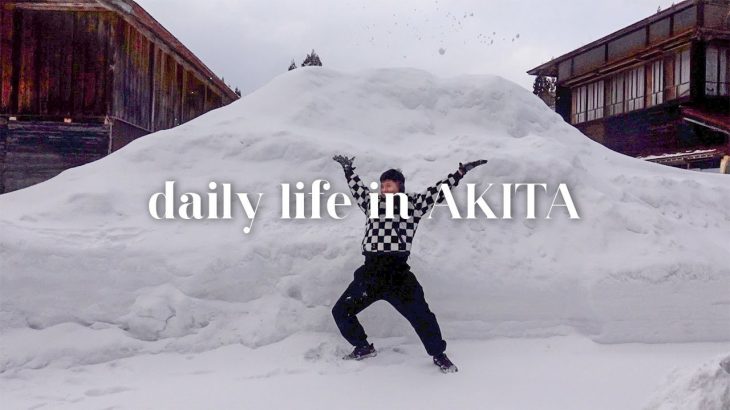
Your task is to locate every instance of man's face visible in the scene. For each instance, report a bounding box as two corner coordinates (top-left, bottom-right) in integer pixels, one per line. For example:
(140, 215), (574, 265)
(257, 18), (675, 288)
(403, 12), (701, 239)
(380, 179), (400, 195)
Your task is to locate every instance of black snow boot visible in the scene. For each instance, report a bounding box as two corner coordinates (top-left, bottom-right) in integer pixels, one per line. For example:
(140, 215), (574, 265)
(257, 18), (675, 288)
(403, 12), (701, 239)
(343, 343), (377, 360)
(433, 353), (458, 373)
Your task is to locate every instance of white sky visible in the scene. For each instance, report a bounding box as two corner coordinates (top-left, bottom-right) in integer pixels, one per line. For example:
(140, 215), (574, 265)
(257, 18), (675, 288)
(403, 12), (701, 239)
(135, 0), (681, 95)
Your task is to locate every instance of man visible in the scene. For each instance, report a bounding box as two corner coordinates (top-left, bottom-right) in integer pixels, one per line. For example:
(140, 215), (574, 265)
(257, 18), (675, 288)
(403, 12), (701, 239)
(331, 154), (487, 373)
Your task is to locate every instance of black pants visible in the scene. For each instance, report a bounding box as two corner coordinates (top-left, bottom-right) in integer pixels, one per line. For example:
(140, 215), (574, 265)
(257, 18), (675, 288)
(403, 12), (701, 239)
(331, 253), (447, 357)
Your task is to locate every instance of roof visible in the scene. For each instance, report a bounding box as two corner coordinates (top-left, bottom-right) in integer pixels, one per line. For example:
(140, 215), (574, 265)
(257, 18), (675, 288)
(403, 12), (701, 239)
(9, 0), (238, 101)
(638, 148), (727, 168)
(682, 106), (730, 135)
(637, 148), (719, 161)
(527, 0), (697, 76)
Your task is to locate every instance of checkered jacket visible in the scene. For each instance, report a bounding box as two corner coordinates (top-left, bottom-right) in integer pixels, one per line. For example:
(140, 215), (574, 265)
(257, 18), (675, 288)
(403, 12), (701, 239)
(344, 167), (464, 255)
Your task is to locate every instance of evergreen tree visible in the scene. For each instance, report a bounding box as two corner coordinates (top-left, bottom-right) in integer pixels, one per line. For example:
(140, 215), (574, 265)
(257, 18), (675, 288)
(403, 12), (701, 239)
(533, 75), (546, 96)
(234, 87), (242, 97)
(532, 75), (556, 109)
(288, 59), (297, 71)
(301, 49), (323, 67)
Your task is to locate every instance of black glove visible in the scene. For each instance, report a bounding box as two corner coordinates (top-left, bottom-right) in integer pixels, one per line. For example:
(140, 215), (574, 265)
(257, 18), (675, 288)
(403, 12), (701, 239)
(333, 154), (356, 171)
(459, 159), (488, 175)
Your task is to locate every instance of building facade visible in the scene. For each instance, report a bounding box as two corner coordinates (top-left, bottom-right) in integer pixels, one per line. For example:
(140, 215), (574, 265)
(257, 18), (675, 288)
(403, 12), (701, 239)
(0, 0), (239, 193)
(528, 0), (730, 170)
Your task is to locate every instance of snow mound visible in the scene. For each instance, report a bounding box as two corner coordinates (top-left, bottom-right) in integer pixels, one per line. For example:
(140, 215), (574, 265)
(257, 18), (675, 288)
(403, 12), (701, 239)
(644, 353), (730, 410)
(1, 67), (729, 371)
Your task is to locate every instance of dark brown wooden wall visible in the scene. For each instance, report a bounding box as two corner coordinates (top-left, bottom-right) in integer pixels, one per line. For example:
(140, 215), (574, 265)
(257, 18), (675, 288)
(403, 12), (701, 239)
(112, 18), (152, 130)
(1, 5), (231, 131)
(0, 6), (114, 193)
(576, 101), (728, 157)
(152, 50), (182, 130)
(0, 7), (9, 113)
(1, 121), (110, 192)
(0, 7), (113, 119)
(0, 118), (6, 193)
(110, 18), (221, 133)
(0, 4), (237, 193)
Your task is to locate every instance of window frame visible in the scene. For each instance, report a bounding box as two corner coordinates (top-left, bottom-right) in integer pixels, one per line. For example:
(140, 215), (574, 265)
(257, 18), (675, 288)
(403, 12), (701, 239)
(625, 66), (645, 112)
(672, 48), (691, 99)
(705, 45), (729, 97)
(648, 59), (664, 106)
(607, 73), (625, 116)
(586, 80), (605, 121)
(572, 85), (588, 124)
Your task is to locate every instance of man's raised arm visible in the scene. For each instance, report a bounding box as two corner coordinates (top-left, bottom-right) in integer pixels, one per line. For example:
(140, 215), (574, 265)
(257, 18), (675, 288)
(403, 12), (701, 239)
(413, 160), (488, 217)
(333, 154), (370, 214)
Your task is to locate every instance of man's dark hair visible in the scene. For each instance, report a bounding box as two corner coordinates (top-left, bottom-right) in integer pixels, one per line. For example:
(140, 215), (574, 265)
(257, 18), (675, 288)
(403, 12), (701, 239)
(380, 168), (406, 192)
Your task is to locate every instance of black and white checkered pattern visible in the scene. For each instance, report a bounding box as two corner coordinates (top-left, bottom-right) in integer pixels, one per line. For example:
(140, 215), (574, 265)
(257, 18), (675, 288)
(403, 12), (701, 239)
(345, 168), (463, 254)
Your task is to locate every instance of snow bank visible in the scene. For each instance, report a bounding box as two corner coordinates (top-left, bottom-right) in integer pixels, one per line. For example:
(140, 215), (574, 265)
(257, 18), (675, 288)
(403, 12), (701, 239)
(1, 67), (729, 371)
(644, 353), (730, 410)
(3, 333), (728, 410)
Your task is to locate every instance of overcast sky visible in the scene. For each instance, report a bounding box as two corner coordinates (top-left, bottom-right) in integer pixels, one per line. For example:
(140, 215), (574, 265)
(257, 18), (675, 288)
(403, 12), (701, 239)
(135, 0), (680, 95)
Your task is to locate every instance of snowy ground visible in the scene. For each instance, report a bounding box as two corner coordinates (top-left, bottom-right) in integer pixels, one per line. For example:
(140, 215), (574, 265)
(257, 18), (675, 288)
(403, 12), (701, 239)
(2, 332), (728, 410)
(1, 67), (729, 409)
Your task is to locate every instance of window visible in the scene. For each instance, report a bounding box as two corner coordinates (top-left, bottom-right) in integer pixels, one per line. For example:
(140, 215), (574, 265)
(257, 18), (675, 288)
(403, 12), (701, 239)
(648, 60), (664, 106)
(625, 66), (645, 111)
(607, 67), (644, 115)
(571, 80), (605, 124)
(706, 45), (729, 96)
(572, 85), (587, 124)
(673, 48), (691, 98)
(587, 80), (605, 121)
(607, 73), (625, 116)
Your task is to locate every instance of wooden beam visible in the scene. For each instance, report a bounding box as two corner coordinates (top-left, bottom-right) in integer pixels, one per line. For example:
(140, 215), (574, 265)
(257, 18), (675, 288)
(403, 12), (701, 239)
(148, 42), (155, 131)
(9, 7), (21, 114)
(14, 3), (107, 12)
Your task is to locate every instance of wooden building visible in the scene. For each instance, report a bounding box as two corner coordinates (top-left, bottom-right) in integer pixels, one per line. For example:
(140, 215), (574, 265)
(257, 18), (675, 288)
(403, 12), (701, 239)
(0, 0), (239, 193)
(528, 0), (730, 170)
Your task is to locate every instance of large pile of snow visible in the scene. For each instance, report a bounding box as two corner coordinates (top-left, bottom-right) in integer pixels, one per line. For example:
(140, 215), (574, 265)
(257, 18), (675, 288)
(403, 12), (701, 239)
(1, 67), (729, 372)
(644, 353), (730, 409)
